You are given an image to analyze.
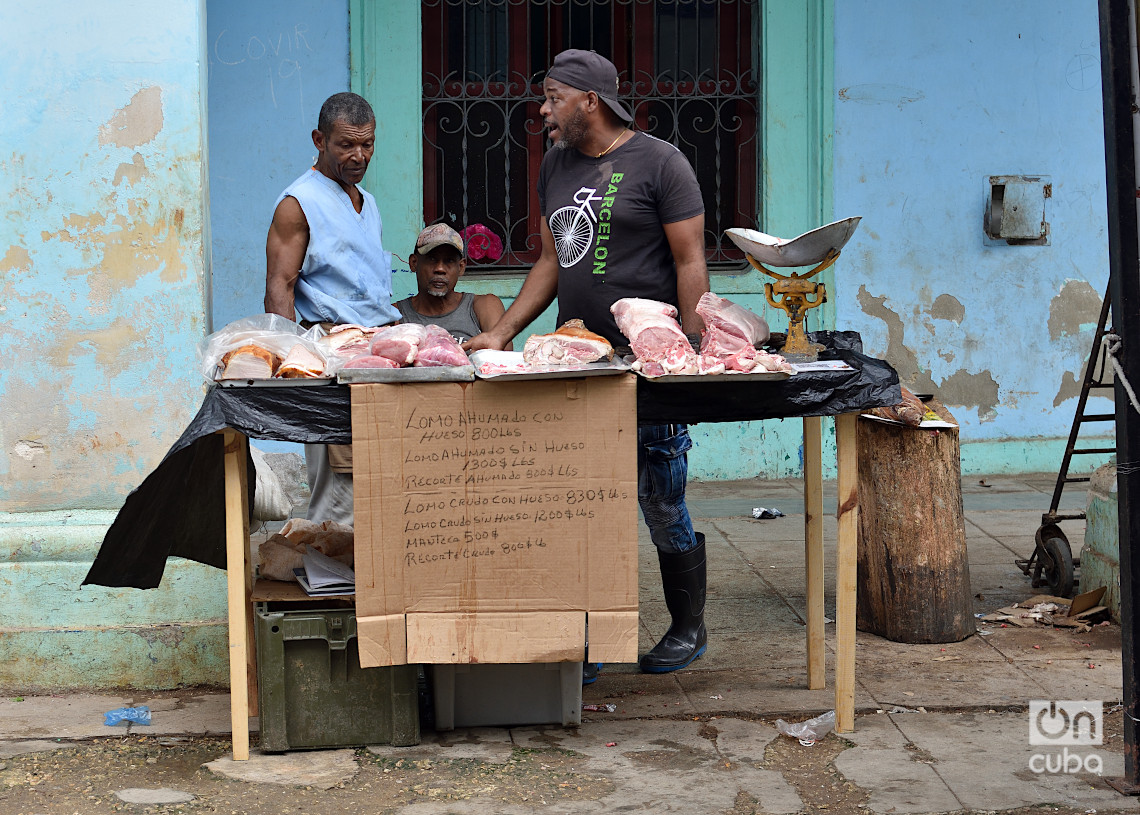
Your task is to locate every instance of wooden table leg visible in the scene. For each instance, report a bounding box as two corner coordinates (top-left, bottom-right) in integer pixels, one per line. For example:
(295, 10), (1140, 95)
(222, 430), (251, 760)
(834, 412), (858, 733)
(802, 416), (825, 690)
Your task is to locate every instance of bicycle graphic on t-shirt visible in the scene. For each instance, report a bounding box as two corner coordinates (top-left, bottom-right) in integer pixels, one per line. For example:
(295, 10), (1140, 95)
(548, 186), (602, 267)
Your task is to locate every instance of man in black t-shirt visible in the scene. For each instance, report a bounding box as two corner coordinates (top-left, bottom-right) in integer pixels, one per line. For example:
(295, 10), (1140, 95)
(466, 49), (712, 676)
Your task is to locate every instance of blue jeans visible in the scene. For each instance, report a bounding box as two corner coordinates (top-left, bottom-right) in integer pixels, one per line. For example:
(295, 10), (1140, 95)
(638, 424), (700, 554)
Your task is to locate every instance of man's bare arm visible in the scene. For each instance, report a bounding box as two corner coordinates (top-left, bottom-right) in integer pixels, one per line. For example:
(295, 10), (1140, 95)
(463, 220), (559, 351)
(472, 293), (512, 350)
(664, 214), (710, 336)
(265, 197), (309, 320)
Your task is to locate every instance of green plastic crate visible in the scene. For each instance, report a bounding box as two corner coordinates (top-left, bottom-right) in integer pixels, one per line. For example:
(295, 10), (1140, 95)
(254, 608), (419, 751)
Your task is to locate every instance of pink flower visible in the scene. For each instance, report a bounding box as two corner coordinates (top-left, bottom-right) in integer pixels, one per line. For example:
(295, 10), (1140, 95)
(461, 224), (504, 262)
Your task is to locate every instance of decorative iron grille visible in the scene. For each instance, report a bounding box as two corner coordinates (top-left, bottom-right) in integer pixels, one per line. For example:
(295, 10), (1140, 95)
(422, 0), (758, 271)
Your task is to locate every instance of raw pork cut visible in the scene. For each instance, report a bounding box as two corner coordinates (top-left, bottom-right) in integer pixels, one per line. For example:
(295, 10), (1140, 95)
(218, 344), (280, 379)
(318, 324), (377, 359)
(522, 319), (614, 366)
(370, 324), (427, 365)
(696, 292), (770, 356)
(610, 298), (697, 374)
(342, 355), (400, 369)
(413, 324), (471, 367)
(277, 344), (327, 378)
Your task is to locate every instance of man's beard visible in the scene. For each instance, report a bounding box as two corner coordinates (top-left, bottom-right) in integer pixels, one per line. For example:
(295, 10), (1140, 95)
(554, 107), (589, 150)
(428, 287), (448, 298)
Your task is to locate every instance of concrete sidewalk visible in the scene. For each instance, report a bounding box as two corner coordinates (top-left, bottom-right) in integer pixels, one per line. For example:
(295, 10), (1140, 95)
(0, 474), (1134, 814)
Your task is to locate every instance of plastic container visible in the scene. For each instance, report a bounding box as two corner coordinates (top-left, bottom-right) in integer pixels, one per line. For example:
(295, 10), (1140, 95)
(430, 662), (583, 730)
(254, 608), (420, 751)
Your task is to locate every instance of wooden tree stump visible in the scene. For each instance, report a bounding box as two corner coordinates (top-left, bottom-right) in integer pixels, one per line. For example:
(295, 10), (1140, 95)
(856, 400), (976, 643)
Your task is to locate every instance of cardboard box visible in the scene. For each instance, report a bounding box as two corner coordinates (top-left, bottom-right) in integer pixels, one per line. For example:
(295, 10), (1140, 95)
(351, 376), (638, 667)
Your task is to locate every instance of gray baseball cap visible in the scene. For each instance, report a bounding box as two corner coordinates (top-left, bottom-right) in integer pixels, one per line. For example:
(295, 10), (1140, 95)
(546, 49), (633, 124)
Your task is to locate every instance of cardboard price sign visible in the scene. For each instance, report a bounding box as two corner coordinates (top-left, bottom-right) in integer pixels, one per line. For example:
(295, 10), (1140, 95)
(350, 377), (638, 666)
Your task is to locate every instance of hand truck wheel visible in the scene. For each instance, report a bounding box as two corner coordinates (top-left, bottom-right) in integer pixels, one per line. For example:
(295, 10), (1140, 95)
(1032, 530), (1075, 598)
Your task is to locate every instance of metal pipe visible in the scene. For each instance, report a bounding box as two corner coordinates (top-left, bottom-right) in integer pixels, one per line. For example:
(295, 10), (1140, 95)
(1099, 0), (1140, 792)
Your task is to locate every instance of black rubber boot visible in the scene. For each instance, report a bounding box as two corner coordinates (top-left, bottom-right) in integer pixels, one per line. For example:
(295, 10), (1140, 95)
(639, 534), (707, 673)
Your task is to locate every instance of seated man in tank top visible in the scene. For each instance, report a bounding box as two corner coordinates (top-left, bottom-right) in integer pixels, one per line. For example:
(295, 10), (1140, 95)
(395, 223), (510, 347)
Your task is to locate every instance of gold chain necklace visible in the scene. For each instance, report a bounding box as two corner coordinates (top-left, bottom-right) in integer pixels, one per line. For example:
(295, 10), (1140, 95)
(595, 130), (628, 158)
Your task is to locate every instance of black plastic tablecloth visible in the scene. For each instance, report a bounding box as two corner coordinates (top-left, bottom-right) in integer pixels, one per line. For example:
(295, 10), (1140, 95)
(84, 332), (899, 589)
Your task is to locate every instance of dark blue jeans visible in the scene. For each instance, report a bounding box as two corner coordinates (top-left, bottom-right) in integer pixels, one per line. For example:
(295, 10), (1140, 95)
(638, 424), (700, 554)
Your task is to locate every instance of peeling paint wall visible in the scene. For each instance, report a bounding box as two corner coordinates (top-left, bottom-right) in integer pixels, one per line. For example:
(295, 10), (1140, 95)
(0, 2), (220, 690)
(1, 3), (209, 509)
(835, 1), (1110, 473)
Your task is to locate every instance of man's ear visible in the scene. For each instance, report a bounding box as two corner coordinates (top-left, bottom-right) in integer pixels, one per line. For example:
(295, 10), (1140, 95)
(408, 253), (418, 273)
(458, 258), (467, 278)
(311, 129), (325, 152)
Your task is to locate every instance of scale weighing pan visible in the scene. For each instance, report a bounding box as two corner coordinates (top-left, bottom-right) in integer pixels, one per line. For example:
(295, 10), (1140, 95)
(726, 217), (861, 267)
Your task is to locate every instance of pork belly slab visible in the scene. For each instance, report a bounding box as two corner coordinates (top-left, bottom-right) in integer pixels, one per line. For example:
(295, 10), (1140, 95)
(522, 319), (614, 366)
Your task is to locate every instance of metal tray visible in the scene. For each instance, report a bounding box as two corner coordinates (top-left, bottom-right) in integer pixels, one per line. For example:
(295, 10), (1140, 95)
(337, 365), (475, 384)
(216, 377), (335, 388)
(471, 350), (631, 380)
(637, 370), (792, 383)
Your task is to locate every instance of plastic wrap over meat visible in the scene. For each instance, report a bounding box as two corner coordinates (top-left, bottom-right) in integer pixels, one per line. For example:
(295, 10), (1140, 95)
(198, 313), (331, 381)
(370, 323), (427, 365)
(414, 324), (471, 367)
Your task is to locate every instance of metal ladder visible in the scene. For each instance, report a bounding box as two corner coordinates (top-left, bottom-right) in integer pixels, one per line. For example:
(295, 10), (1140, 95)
(1015, 285), (1116, 597)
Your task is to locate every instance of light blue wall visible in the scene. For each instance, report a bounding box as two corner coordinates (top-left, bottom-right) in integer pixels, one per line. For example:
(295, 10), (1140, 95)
(1, 1), (209, 508)
(833, 1), (1110, 474)
(0, 1), (229, 690)
(206, 0), (350, 329)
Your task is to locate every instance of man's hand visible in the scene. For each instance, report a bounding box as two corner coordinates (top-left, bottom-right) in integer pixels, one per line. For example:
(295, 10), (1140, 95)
(462, 330), (510, 353)
(265, 197), (309, 320)
(463, 220), (560, 352)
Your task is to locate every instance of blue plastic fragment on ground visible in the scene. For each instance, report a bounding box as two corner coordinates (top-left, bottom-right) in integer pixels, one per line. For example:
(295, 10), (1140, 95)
(104, 706), (151, 726)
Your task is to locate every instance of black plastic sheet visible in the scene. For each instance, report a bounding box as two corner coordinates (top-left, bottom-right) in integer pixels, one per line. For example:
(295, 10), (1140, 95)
(83, 384), (353, 589)
(85, 335), (899, 589)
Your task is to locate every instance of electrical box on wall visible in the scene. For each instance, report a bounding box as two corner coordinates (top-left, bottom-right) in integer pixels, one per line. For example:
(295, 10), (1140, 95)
(984, 175), (1051, 245)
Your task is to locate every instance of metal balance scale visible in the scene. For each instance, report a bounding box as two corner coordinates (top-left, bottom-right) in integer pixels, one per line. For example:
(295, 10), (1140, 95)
(725, 217), (862, 360)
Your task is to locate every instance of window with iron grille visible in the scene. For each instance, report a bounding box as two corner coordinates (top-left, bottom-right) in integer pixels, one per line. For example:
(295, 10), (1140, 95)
(422, 0), (758, 272)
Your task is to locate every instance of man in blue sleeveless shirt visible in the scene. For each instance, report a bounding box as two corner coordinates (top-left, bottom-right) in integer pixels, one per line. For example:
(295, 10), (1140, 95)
(265, 92), (400, 525)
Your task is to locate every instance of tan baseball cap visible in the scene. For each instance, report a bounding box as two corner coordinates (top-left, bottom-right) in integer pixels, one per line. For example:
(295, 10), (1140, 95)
(415, 223), (464, 255)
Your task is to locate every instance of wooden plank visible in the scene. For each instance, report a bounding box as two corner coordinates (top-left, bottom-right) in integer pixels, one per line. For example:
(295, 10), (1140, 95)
(242, 452), (258, 719)
(834, 412), (858, 733)
(802, 416), (825, 690)
(222, 430), (250, 761)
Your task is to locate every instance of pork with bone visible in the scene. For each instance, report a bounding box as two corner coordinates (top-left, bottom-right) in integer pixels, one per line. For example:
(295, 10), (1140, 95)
(696, 292), (770, 356)
(276, 343), (328, 378)
(218, 344), (280, 379)
(522, 319), (614, 366)
(369, 323), (427, 365)
(413, 324), (471, 367)
(610, 298), (698, 374)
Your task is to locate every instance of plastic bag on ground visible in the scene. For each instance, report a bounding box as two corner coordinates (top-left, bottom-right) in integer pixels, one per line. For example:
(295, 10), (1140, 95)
(775, 709), (835, 745)
(104, 706), (151, 726)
